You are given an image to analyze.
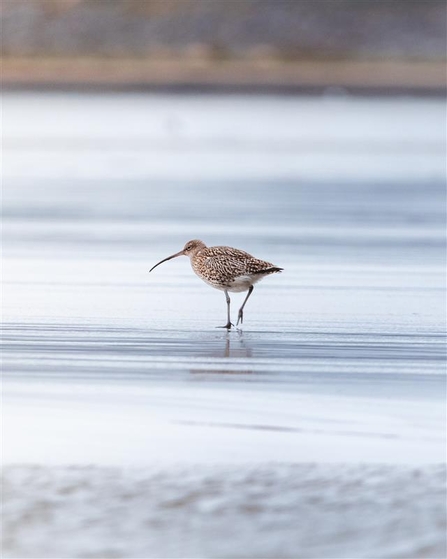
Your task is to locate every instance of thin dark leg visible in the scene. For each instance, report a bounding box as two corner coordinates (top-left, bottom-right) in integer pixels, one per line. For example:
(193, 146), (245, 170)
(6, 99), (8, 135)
(237, 285), (254, 326)
(217, 290), (233, 329)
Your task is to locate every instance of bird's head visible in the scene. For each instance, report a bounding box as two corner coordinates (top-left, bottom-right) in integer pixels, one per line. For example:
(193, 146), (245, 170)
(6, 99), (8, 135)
(182, 239), (206, 256)
(149, 239), (206, 272)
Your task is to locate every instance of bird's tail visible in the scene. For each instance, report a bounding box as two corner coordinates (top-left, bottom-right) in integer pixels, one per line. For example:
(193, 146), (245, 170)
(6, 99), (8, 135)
(254, 267), (283, 275)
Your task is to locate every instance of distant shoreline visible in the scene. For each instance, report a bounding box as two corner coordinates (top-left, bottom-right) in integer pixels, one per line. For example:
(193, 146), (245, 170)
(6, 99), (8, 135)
(3, 57), (446, 96)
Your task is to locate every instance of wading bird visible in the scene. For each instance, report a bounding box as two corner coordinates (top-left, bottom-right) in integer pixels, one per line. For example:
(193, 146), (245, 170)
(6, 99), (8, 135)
(149, 240), (283, 329)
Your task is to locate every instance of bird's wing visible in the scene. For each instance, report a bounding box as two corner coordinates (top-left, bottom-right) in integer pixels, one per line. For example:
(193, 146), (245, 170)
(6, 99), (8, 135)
(202, 253), (248, 280)
(200, 246), (278, 282)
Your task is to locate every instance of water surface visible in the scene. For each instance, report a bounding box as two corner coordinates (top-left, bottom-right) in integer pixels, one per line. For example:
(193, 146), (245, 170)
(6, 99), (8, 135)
(2, 92), (446, 558)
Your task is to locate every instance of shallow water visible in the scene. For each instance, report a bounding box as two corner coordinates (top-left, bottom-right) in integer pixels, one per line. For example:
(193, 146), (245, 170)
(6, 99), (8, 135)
(2, 92), (446, 557)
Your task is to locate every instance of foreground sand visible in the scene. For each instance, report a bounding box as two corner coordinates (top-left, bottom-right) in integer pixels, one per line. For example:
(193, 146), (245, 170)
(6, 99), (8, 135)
(3, 464), (446, 558)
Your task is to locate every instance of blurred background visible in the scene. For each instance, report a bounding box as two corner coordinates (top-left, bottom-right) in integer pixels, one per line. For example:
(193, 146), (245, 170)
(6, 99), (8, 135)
(2, 0), (446, 92)
(3, 0), (446, 271)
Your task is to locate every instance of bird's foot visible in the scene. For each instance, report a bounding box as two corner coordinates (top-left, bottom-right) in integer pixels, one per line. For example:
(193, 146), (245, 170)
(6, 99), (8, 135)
(216, 322), (234, 330)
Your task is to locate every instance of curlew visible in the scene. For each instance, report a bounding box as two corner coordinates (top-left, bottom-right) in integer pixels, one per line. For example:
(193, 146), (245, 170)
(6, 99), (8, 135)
(149, 239), (283, 329)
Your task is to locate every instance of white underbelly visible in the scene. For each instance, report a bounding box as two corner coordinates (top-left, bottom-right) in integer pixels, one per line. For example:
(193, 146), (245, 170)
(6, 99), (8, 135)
(208, 274), (264, 293)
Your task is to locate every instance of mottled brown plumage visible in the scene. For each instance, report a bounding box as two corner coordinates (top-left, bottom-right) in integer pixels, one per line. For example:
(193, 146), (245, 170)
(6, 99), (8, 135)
(149, 239), (283, 329)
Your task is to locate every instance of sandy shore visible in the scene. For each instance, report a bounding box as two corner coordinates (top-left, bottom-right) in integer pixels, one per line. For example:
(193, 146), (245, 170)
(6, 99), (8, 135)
(2, 57), (446, 93)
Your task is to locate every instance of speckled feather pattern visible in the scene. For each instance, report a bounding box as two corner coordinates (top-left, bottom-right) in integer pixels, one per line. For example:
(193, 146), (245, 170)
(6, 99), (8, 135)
(188, 241), (282, 292)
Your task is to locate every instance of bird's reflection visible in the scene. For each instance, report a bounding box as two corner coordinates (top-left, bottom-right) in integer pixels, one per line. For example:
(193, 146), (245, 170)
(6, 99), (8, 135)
(190, 330), (254, 375)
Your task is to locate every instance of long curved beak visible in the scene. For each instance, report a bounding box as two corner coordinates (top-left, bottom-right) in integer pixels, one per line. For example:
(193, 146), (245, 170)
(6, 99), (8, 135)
(149, 250), (184, 272)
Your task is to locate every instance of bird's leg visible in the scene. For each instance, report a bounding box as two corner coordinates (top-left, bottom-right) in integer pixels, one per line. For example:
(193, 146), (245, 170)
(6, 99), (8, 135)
(217, 289), (233, 329)
(237, 286), (254, 326)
